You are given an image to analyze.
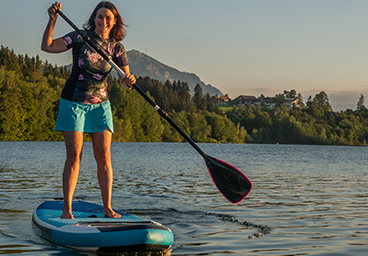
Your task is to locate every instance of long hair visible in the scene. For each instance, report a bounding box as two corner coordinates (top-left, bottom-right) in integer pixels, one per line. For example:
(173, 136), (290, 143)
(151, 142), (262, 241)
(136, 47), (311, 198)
(83, 1), (126, 42)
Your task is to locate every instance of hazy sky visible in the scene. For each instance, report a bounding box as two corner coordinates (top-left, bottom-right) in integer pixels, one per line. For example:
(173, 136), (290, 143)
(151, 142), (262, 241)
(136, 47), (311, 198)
(2, 0), (368, 111)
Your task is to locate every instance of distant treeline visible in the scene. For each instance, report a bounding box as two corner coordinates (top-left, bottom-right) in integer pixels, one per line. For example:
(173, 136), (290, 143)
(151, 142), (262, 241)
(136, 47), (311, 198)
(1, 45), (368, 145)
(0, 45), (245, 143)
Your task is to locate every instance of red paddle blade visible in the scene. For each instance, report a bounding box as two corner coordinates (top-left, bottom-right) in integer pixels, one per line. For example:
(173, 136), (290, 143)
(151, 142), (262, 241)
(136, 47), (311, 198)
(205, 156), (252, 204)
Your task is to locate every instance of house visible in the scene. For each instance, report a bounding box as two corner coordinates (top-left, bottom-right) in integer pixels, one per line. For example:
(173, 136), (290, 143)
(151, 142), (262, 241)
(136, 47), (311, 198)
(234, 95), (257, 106)
(211, 95), (230, 105)
(254, 97), (275, 107)
(286, 98), (302, 108)
(261, 97), (276, 107)
(255, 97), (301, 108)
(211, 93), (302, 108)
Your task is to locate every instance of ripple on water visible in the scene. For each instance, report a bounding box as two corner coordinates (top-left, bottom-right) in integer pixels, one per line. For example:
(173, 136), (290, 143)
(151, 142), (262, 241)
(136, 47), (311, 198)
(0, 142), (368, 255)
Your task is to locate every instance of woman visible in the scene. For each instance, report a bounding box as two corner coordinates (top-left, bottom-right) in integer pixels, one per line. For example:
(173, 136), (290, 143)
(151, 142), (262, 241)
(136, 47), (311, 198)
(41, 1), (136, 219)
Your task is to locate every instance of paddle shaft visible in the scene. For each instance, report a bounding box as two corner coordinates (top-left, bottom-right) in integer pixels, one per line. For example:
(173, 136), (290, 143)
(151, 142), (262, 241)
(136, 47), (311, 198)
(56, 9), (207, 159)
(56, 9), (252, 204)
(132, 84), (207, 158)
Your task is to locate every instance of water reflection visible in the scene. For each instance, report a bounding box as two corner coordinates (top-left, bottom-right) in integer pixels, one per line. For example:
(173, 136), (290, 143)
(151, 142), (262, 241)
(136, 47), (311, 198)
(0, 142), (368, 255)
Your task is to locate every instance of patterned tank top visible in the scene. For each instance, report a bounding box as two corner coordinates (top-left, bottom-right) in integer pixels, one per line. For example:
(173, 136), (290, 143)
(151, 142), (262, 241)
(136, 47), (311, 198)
(61, 30), (128, 104)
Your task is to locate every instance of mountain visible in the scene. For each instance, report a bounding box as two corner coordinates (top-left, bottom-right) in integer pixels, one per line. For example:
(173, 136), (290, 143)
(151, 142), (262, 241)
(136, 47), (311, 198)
(66, 49), (224, 96)
(113, 50), (223, 96)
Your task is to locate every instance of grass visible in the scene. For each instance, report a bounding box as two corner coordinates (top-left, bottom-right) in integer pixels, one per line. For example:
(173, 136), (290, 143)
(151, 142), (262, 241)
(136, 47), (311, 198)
(218, 104), (235, 113)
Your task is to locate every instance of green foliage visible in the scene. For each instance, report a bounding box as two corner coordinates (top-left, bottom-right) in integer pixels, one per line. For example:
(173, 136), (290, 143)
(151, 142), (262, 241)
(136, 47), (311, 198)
(226, 98), (368, 145)
(2, 45), (368, 145)
(0, 44), (241, 143)
(0, 48), (64, 141)
(218, 105), (233, 113)
(192, 84), (204, 110)
(357, 94), (365, 111)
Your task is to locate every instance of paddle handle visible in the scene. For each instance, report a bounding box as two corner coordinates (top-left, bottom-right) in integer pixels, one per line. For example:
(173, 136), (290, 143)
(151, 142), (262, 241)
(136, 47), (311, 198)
(56, 10), (121, 74)
(56, 9), (207, 159)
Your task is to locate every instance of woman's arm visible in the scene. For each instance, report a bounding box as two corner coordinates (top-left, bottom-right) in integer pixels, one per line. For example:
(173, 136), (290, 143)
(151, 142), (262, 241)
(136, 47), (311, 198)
(41, 2), (68, 53)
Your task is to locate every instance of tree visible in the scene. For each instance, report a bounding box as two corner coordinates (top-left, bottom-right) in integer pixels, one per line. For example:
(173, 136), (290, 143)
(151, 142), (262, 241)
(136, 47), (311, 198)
(258, 94), (266, 106)
(283, 89), (297, 98)
(274, 93), (286, 106)
(0, 69), (26, 140)
(357, 93), (365, 111)
(192, 84), (204, 110)
(296, 93), (304, 107)
(258, 94), (266, 101)
(187, 112), (211, 142)
(203, 93), (214, 112)
(313, 91), (331, 110)
(306, 95), (313, 107)
(175, 81), (192, 112)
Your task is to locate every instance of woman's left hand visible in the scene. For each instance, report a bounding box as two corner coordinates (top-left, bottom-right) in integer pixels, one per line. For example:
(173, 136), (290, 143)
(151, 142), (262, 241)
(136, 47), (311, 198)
(125, 73), (136, 87)
(119, 73), (136, 90)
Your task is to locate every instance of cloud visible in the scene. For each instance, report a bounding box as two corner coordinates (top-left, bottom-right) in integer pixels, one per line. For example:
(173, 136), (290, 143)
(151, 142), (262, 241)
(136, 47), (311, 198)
(248, 87), (279, 95)
(229, 87), (279, 98)
(328, 91), (362, 111)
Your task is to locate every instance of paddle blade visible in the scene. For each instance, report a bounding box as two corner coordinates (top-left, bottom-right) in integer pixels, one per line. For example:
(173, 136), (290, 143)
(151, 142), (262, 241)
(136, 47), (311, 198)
(205, 156), (252, 204)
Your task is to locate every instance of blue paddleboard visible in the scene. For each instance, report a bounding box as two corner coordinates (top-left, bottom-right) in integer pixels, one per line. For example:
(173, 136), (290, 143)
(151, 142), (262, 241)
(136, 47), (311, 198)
(32, 200), (174, 252)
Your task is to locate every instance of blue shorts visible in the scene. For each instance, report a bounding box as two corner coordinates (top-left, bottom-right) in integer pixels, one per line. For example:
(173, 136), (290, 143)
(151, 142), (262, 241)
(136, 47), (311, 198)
(55, 98), (114, 133)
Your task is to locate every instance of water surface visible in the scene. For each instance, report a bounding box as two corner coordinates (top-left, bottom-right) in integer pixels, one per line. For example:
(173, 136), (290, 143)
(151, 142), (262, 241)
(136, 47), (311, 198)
(0, 142), (367, 255)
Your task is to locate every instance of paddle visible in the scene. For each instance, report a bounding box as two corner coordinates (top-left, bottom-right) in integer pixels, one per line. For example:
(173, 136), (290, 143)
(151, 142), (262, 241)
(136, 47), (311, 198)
(56, 9), (252, 204)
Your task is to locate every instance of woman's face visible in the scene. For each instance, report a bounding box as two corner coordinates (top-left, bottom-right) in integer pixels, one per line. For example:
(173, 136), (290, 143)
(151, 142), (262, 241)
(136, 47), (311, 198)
(94, 7), (116, 39)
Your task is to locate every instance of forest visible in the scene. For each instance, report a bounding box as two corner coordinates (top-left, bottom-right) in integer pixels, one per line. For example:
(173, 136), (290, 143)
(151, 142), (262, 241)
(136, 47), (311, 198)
(1, 45), (368, 145)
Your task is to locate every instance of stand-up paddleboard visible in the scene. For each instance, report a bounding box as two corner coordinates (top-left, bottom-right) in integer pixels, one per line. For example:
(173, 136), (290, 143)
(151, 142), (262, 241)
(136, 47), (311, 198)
(32, 200), (174, 252)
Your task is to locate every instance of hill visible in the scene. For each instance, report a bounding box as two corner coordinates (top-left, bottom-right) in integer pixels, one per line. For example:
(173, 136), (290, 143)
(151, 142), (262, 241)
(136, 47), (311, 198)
(111, 50), (224, 96)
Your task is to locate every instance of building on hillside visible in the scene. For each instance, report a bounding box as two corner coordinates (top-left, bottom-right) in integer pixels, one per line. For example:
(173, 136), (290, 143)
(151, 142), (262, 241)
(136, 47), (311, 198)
(255, 97), (302, 108)
(211, 93), (302, 108)
(286, 98), (302, 108)
(234, 95), (257, 106)
(261, 97), (276, 107)
(211, 95), (230, 105)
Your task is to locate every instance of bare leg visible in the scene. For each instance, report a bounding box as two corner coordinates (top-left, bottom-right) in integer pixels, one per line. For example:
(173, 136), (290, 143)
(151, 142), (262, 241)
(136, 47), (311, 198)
(91, 129), (121, 218)
(61, 131), (84, 219)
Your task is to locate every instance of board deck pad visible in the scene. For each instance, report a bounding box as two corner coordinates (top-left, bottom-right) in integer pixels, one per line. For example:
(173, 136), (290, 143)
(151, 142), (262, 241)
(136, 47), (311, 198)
(37, 200), (148, 226)
(33, 200), (174, 252)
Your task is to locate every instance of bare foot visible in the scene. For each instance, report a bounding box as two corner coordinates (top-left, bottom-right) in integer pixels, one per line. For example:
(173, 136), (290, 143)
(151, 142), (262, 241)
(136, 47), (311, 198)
(104, 208), (121, 218)
(61, 208), (74, 219)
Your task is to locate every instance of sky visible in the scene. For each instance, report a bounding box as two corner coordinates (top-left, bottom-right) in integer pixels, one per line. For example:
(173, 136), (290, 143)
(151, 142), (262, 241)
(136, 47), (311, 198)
(2, 0), (368, 111)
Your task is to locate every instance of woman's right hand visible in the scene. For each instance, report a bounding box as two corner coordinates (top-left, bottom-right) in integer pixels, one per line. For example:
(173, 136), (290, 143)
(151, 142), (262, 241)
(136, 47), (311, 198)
(48, 2), (61, 20)
(41, 1), (67, 53)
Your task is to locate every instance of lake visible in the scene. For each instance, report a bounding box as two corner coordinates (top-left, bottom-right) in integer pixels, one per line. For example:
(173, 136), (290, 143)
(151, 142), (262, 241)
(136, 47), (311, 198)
(0, 141), (367, 255)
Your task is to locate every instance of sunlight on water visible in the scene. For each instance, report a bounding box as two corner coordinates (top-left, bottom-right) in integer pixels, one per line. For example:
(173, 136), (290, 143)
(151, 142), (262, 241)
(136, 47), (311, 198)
(0, 142), (367, 255)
